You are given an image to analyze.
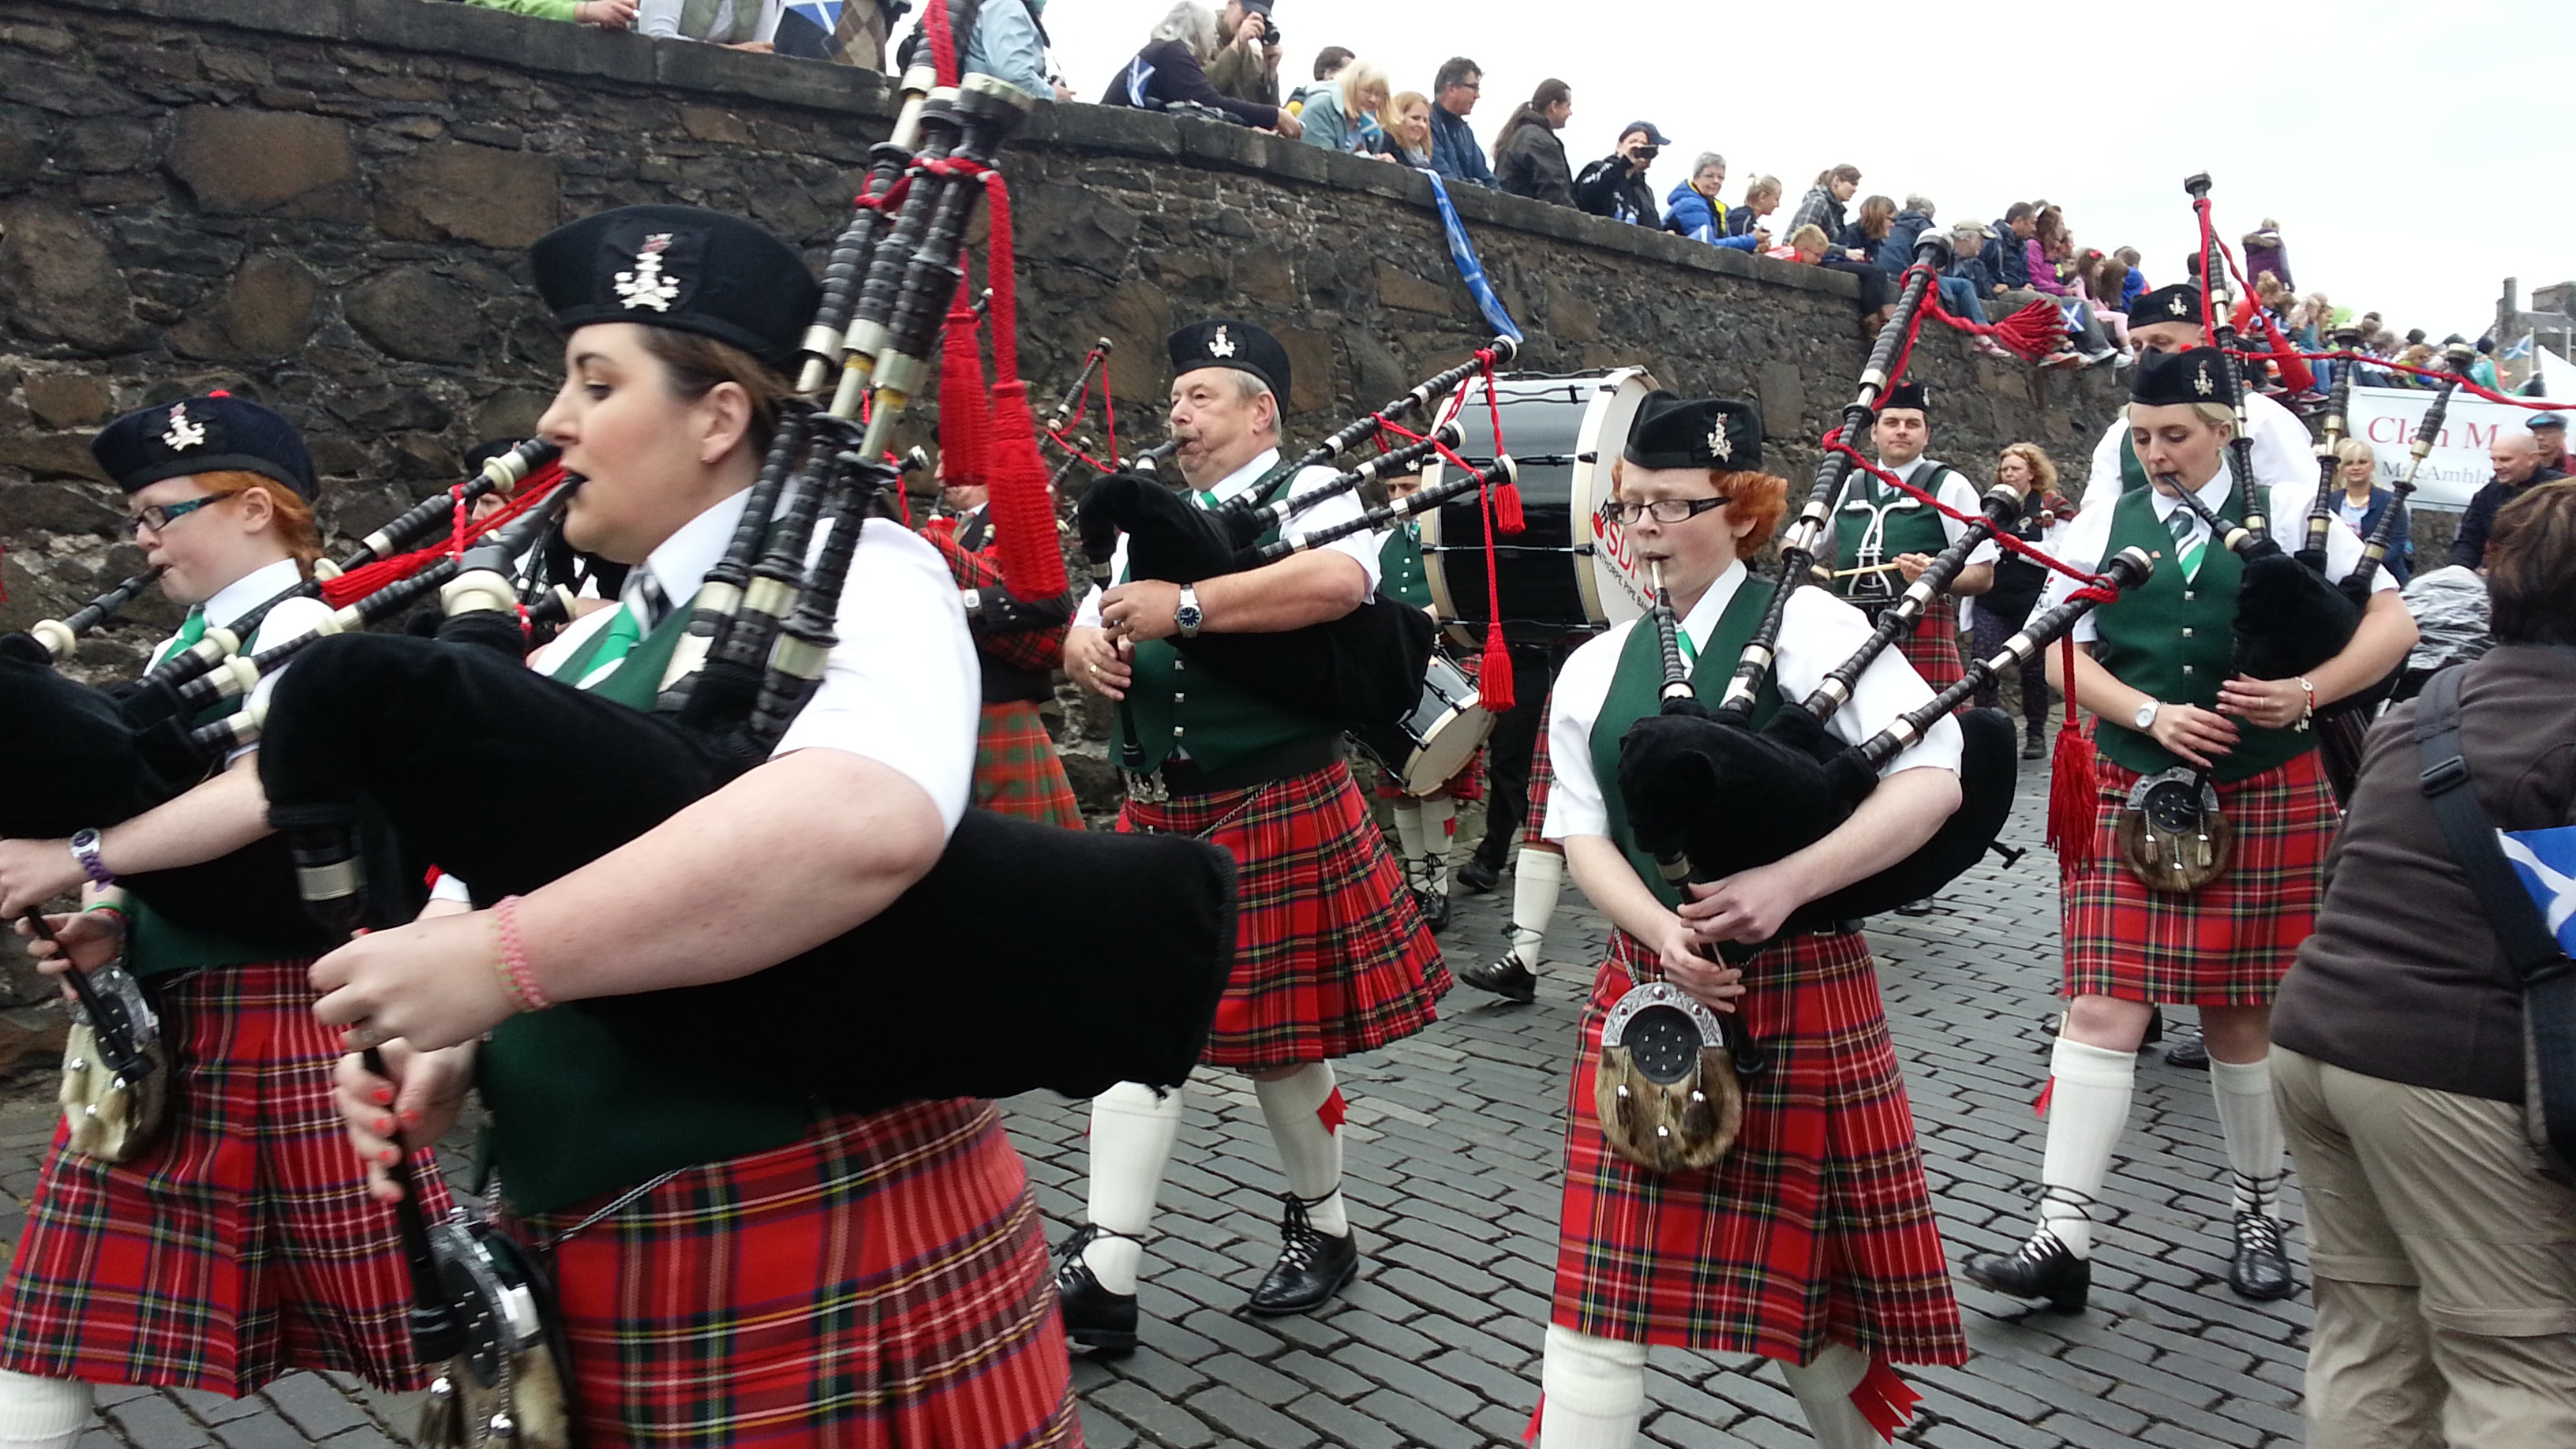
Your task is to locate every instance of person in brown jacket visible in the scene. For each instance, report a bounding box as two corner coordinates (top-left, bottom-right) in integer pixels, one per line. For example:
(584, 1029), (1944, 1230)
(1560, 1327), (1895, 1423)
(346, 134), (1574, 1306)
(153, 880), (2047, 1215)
(2271, 479), (2576, 1447)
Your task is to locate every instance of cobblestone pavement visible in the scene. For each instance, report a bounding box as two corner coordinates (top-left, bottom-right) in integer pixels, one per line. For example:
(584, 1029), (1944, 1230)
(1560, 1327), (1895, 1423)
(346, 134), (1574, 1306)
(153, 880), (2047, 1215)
(0, 752), (2312, 1448)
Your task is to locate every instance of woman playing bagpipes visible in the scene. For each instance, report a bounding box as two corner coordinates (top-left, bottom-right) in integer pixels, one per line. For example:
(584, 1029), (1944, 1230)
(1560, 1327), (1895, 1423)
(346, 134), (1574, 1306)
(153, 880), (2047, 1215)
(1531, 394), (1967, 1449)
(0, 398), (451, 1444)
(1964, 346), (2416, 1315)
(318, 205), (1077, 1446)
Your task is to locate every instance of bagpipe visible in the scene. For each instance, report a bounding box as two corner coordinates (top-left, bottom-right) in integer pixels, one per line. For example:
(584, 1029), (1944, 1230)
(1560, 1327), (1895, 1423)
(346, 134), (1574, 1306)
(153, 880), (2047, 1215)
(1073, 339), (1522, 736)
(256, 71), (1239, 1129)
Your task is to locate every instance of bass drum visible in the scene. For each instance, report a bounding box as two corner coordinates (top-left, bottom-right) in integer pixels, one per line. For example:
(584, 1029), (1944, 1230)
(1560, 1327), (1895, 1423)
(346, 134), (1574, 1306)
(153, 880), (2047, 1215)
(1420, 369), (1660, 649)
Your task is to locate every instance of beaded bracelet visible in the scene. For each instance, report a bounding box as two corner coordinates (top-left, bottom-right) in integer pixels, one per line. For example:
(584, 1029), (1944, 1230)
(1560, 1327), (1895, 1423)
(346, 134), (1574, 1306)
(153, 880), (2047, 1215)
(81, 903), (129, 936)
(489, 895), (552, 1013)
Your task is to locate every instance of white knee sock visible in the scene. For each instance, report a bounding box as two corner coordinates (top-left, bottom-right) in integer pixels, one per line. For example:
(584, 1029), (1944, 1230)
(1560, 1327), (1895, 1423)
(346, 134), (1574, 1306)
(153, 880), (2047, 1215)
(1080, 1080), (1185, 1295)
(2036, 1036), (2136, 1258)
(1253, 1063), (1348, 1237)
(1390, 800), (1426, 890)
(1508, 849), (1566, 968)
(1780, 1342), (1880, 1449)
(1417, 797), (1456, 897)
(2210, 1054), (2285, 1218)
(0, 1370), (92, 1449)
(1537, 1324), (1647, 1449)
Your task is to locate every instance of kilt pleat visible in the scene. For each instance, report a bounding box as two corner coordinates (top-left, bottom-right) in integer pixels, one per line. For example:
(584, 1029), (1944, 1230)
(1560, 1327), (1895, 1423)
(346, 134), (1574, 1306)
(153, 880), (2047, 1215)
(2062, 747), (2334, 1005)
(0, 958), (448, 1394)
(972, 701), (1084, 830)
(1552, 933), (1964, 1365)
(1520, 706), (1556, 849)
(1121, 761), (1449, 1073)
(526, 1102), (1076, 1449)
(1889, 597), (1965, 695)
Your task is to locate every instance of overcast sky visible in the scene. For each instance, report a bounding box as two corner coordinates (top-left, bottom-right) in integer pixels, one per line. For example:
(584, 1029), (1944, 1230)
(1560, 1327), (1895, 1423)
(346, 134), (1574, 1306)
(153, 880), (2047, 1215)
(1030, 0), (2571, 342)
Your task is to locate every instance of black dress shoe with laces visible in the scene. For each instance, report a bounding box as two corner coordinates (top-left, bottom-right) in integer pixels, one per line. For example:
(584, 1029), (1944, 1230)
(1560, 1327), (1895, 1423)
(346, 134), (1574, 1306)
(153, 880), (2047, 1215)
(1961, 1230), (2091, 1314)
(2165, 1033), (2209, 1069)
(1457, 953), (1538, 1004)
(1417, 889), (1452, 932)
(1052, 1225), (1140, 1356)
(1245, 1193), (1360, 1316)
(1457, 856), (1501, 894)
(2228, 1211), (2296, 1301)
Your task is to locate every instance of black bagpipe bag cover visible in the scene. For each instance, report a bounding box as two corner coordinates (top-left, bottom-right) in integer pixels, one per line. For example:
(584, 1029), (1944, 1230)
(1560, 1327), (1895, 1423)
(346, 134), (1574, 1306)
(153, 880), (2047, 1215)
(259, 631), (1240, 1105)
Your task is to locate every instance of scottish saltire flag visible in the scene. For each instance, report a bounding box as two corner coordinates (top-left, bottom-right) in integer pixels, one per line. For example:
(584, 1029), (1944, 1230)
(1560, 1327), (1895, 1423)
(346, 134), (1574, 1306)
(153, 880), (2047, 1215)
(2499, 825), (2576, 954)
(2503, 335), (2535, 361)
(786, 1), (843, 33)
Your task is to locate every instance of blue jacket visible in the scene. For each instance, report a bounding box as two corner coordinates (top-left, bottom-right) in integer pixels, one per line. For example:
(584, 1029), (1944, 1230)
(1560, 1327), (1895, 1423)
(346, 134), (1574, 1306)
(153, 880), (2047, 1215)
(2338, 485), (2414, 584)
(1878, 208), (1934, 275)
(1428, 104), (1496, 187)
(1984, 219), (2030, 288)
(1661, 180), (1759, 250)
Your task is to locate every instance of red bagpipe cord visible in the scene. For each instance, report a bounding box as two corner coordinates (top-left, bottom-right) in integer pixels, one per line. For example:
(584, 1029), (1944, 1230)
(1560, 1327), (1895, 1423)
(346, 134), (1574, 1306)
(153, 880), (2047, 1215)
(1378, 350), (1522, 711)
(316, 463), (570, 609)
(923, 0), (958, 85)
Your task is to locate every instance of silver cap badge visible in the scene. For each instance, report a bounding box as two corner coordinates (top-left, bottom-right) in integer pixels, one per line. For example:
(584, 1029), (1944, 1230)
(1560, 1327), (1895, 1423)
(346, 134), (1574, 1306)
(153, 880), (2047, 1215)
(1705, 425), (1732, 461)
(2169, 294), (2189, 316)
(161, 402), (206, 452)
(1208, 325), (1237, 358)
(613, 233), (681, 313)
(2193, 365), (2216, 396)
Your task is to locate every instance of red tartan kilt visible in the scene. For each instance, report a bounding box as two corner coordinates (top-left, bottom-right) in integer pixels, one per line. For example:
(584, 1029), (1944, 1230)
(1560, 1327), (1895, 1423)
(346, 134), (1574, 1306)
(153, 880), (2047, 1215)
(973, 700), (1084, 829)
(526, 1102), (1076, 1449)
(1552, 933), (1965, 1365)
(2062, 747), (2334, 1005)
(0, 959), (449, 1394)
(1121, 761), (1450, 1073)
(1889, 596), (1965, 695)
(1521, 696), (1556, 849)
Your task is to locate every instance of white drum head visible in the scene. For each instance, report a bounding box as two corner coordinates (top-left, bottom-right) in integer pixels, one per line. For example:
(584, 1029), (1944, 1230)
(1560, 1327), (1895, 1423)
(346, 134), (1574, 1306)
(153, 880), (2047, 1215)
(1570, 369), (1660, 631)
(1401, 697), (1494, 796)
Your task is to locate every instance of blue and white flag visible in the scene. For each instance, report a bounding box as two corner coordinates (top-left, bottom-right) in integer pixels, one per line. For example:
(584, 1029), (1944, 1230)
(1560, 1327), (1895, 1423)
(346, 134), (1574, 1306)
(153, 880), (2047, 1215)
(2503, 334), (2536, 361)
(2499, 824), (2576, 954)
(1418, 170), (1523, 343)
(779, 2), (844, 58)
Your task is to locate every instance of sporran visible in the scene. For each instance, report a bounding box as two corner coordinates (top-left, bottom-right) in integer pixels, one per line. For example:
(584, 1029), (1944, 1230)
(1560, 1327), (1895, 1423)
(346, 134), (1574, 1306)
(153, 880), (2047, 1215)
(2116, 766), (2234, 892)
(58, 962), (170, 1163)
(1594, 981), (1743, 1174)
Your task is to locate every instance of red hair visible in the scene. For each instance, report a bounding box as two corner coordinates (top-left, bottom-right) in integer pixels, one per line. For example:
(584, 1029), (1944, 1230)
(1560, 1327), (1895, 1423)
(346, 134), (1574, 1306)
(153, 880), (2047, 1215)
(1611, 462), (1790, 553)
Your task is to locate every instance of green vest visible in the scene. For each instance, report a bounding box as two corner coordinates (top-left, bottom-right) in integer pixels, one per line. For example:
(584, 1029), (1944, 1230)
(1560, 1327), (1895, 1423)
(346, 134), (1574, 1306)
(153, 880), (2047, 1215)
(474, 601), (818, 1216)
(1118, 477), (1340, 774)
(2091, 485), (2313, 784)
(128, 611), (300, 979)
(1378, 522), (1431, 608)
(1589, 580), (1780, 910)
(1832, 463), (1956, 605)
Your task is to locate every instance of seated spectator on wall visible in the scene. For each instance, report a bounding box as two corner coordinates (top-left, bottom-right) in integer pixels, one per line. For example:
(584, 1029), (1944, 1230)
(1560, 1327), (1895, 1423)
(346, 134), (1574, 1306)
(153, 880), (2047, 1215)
(1380, 90), (1435, 167)
(1788, 163), (1859, 242)
(1983, 201), (2035, 291)
(893, 0), (1058, 99)
(1765, 223), (1831, 264)
(2026, 208), (2116, 366)
(641, 0), (778, 47)
(2116, 245), (2146, 309)
(1102, 2), (1301, 134)
(1572, 121), (1667, 225)
(1287, 46), (1354, 114)
(2087, 254), (2132, 355)
(1826, 194), (1896, 327)
(1492, 79), (1576, 205)
(1428, 56), (1497, 187)
(1299, 57), (1390, 154)
(1878, 194), (1936, 275)
(1724, 174), (1780, 242)
(1663, 152), (1731, 242)
(1205, 0), (1282, 108)
(466, 0), (635, 28)
(1838, 193), (1893, 266)
(1941, 221), (2000, 340)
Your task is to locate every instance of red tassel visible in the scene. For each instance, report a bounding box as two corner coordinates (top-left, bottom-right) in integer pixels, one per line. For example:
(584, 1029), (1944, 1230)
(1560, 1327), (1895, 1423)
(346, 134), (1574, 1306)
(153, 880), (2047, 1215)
(1848, 1359), (1922, 1443)
(1522, 1395), (1543, 1446)
(984, 379), (1070, 601)
(1993, 300), (2067, 361)
(938, 279), (991, 492)
(1317, 1086), (1347, 1134)
(2034, 1076), (2055, 1118)
(1492, 479), (1526, 535)
(1478, 623), (1516, 713)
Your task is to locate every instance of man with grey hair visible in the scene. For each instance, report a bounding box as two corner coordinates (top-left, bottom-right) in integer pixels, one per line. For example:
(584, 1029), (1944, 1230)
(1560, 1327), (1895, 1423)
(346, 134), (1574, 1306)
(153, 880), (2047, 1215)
(1663, 152), (1757, 248)
(2450, 429), (2568, 569)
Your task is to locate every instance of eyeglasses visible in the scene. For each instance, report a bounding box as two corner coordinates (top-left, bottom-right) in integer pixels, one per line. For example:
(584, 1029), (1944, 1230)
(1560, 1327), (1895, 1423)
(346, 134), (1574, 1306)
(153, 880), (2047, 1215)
(129, 494), (222, 536)
(1605, 497), (1728, 525)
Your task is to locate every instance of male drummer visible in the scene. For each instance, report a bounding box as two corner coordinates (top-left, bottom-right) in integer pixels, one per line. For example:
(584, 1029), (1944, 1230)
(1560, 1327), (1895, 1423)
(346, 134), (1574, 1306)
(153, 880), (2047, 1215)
(1059, 319), (1449, 1350)
(1829, 380), (1995, 697)
(2079, 284), (2313, 511)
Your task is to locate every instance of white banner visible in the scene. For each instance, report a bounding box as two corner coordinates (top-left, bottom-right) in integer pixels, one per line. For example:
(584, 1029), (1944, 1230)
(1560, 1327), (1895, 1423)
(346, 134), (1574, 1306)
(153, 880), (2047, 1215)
(2344, 385), (2555, 511)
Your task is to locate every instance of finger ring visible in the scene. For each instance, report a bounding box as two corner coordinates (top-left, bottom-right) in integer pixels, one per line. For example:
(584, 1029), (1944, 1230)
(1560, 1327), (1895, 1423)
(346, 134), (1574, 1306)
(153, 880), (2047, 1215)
(1088, 663), (1101, 676)
(345, 1023), (390, 1052)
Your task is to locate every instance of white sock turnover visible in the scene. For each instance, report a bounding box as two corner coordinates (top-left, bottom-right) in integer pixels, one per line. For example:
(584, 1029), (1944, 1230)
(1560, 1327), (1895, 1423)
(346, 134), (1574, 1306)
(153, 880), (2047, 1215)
(1080, 1080), (1185, 1296)
(0, 1370), (92, 1449)
(1252, 1062), (1348, 1237)
(1537, 1324), (1647, 1449)
(2036, 1035), (2136, 1258)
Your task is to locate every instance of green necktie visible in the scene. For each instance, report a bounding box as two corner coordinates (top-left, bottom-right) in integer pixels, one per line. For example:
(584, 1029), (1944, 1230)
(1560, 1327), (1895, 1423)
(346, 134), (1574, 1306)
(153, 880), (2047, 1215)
(155, 607), (207, 668)
(574, 604), (645, 690)
(2165, 507), (2206, 582)
(1195, 489), (1220, 511)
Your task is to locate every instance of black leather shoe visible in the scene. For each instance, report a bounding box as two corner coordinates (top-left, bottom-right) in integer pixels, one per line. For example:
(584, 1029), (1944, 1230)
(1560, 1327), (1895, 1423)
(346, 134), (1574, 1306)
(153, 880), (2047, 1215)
(1895, 897), (1936, 916)
(1245, 1194), (1359, 1316)
(1962, 1230), (2090, 1314)
(1457, 953), (1538, 1004)
(1052, 1226), (1140, 1356)
(2022, 732), (2048, 761)
(1457, 856), (1501, 894)
(2228, 1211), (2296, 1301)
(2165, 1032), (2208, 1069)
(1417, 889), (1452, 932)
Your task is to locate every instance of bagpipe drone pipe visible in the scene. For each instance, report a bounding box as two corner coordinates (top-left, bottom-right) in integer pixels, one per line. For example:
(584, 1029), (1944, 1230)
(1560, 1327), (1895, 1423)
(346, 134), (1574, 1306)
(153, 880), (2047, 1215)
(1073, 337), (1521, 732)
(256, 73), (1240, 1113)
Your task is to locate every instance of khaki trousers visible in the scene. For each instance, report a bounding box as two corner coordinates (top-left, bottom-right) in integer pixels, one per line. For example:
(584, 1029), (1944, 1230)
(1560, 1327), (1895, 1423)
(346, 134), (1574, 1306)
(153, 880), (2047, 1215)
(2275, 1046), (2576, 1448)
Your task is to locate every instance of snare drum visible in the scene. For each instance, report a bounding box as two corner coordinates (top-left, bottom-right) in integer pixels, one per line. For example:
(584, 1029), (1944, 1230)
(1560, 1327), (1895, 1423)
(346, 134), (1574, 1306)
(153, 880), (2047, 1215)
(1420, 368), (1661, 648)
(1352, 653), (1496, 796)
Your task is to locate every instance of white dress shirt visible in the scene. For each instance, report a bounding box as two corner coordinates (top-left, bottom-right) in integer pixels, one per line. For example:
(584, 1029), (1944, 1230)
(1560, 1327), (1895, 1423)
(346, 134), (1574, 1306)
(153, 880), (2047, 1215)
(2038, 462), (2397, 644)
(1542, 560), (1963, 844)
(159, 557), (335, 764)
(1074, 447), (1383, 627)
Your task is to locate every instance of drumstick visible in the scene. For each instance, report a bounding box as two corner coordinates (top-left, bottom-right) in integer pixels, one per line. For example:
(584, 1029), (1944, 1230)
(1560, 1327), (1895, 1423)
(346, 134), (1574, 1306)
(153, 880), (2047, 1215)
(1826, 561), (1911, 579)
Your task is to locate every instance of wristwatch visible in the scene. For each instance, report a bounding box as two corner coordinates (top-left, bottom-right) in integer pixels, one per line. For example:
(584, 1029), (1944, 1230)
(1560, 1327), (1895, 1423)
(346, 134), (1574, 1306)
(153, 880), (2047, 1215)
(2132, 701), (2161, 731)
(1175, 585), (1204, 638)
(68, 829), (114, 888)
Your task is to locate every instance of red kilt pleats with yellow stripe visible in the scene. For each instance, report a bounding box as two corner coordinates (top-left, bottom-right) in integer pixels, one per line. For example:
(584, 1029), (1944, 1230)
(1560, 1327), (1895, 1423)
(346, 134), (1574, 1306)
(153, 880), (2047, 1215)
(973, 700), (1084, 830)
(2062, 747), (2335, 1006)
(1552, 933), (1964, 1365)
(525, 1102), (1076, 1449)
(1520, 698), (1556, 849)
(0, 959), (448, 1394)
(1120, 760), (1449, 1073)
(1889, 597), (1965, 695)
